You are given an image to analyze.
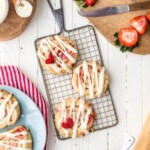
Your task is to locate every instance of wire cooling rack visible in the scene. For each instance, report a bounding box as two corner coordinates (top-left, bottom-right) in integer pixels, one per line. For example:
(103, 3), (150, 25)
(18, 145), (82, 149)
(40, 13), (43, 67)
(35, 25), (118, 140)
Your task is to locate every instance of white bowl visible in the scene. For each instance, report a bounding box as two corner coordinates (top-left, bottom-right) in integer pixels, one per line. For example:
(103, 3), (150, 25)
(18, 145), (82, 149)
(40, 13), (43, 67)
(0, 0), (9, 24)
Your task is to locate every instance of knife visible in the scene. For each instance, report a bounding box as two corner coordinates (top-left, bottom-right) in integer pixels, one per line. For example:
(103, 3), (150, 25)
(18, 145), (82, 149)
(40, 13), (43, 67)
(78, 1), (150, 17)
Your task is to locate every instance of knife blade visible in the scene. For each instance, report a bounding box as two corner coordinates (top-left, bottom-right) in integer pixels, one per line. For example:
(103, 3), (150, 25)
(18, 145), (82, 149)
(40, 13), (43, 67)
(78, 1), (150, 17)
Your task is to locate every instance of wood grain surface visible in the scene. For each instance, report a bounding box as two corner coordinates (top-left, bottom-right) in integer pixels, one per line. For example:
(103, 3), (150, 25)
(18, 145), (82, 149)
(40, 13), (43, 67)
(83, 0), (150, 55)
(0, 0), (36, 41)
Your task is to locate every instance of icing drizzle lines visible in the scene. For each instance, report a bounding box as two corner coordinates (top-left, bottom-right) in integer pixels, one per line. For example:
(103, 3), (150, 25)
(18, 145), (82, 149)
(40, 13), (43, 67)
(0, 91), (18, 126)
(58, 99), (92, 138)
(75, 61), (105, 98)
(37, 35), (77, 73)
(0, 130), (32, 150)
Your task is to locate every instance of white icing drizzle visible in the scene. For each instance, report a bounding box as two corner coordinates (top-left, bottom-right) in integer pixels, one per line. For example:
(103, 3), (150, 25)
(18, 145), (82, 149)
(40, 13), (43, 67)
(37, 50), (62, 73)
(0, 92), (19, 126)
(58, 99), (92, 138)
(38, 35), (77, 73)
(58, 100), (66, 129)
(76, 61), (105, 98)
(72, 99), (85, 138)
(0, 131), (32, 150)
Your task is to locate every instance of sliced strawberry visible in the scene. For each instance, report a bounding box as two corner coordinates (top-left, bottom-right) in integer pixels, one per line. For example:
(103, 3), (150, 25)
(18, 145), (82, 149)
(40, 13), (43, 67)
(119, 28), (138, 47)
(45, 54), (55, 64)
(130, 16), (148, 35)
(84, 0), (96, 6)
(147, 12), (150, 22)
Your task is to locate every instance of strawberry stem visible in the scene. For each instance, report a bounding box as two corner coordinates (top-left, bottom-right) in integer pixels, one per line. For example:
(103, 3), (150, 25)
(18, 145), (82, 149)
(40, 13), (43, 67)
(114, 32), (138, 53)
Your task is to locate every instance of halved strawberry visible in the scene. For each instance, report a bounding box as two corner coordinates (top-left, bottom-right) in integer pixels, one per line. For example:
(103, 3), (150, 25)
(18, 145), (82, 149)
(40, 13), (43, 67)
(119, 28), (138, 47)
(84, 0), (96, 6)
(130, 16), (148, 35)
(147, 12), (150, 22)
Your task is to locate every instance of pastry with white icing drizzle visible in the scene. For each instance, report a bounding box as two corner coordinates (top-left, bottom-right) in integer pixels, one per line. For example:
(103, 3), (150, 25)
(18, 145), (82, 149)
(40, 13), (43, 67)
(37, 35), (78, 75)
(72, 61), (108, 99)
(0, 125), (32, 150)
(54, 98), (96, 138)
(0, 90), (20, 129)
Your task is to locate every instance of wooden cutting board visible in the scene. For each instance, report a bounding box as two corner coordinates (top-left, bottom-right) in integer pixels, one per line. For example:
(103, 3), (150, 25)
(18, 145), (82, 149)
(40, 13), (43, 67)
(0, 0), (36, 41)
(82, 0), (150, 55)
(134, 114), (150, 150)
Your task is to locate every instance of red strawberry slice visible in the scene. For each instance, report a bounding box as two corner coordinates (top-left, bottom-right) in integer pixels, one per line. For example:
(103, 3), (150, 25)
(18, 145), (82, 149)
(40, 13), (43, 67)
(119, 28), (138, 47)
(147, 12), (150, 22)
(84, 0), (96, 6)
(130, 16), (148, 35)
(61, 118), (74, 129)
(45, 54), (55, 64)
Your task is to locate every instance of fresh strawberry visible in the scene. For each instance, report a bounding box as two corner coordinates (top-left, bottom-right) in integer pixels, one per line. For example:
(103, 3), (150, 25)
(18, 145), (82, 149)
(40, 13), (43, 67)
(84, 0), (96, 6)
(130, 16), (148, 35)
(119, 28), (138, 47)
(147, 12), (150, 22)
(61, 118), (74, 129)
(45, 54), (55, 64)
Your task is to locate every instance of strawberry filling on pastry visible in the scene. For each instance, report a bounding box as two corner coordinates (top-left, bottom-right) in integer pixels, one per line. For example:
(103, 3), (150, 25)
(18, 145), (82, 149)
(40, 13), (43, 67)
(45, 53), (55, 64)
(79, 65), (102, 81)
(61, 117), (74, 129)
(13, 128), (25, 139)
(88, 114), (95, 123)
(38, 35), (78, 74)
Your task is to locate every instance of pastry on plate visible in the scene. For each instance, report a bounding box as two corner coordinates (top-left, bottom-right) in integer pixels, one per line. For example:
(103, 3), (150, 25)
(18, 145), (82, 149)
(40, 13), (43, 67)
(72, 61), (108, 99)
(0, 90), (20, 129)
(54, 98), (96, 138)
(0, 125), (32, 150)
(37, 35), (78, 75)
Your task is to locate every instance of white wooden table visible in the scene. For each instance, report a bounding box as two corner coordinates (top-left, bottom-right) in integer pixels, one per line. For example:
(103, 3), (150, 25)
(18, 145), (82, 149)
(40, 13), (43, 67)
(0, 0), (149, 150)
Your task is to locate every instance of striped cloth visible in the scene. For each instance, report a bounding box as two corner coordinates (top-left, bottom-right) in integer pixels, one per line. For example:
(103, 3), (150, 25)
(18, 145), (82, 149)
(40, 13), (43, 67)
(0, 66), (49, 149)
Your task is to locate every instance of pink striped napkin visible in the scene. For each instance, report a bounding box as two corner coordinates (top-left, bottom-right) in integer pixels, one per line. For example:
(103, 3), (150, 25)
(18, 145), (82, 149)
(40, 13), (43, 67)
(0, 66), (49, 148)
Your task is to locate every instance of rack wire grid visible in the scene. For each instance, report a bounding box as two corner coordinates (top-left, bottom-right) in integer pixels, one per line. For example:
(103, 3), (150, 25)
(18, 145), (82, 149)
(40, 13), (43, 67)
(35, 25), (118, 140)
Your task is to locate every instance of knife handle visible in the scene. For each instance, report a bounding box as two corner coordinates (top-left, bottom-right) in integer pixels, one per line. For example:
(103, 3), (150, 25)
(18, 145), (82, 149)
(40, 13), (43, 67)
(129, 1), (150, 11)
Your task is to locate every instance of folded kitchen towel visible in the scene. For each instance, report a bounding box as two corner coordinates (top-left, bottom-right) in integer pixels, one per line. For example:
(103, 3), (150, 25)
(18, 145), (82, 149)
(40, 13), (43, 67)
(0, 66), (49, 149)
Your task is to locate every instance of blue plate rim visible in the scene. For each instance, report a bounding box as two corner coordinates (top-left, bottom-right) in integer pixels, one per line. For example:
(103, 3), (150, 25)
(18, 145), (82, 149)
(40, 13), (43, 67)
(0, 85), (47, 150)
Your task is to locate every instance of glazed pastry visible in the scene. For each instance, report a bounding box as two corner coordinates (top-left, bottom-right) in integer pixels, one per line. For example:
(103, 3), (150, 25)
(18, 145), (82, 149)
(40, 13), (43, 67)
(37, 35), (78, 75)
(13, 0), (33, 18)
(55, 98), (96, 138)
(72, 61), (108, 99)
(0, 90), (20, 129)
(0, 125), (32, 150)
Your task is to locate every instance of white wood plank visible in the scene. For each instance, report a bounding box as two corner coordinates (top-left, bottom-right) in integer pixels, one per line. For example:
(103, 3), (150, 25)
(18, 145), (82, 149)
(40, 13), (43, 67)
(143, 56), (150, 123)
(87, 30), (109, 150)
(0, 39), (20, 67)
(108, 44), (126, 150)
(36, 0), (57, 150)
(126, 54), (143, 149)
(19, 3), (38, 85)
